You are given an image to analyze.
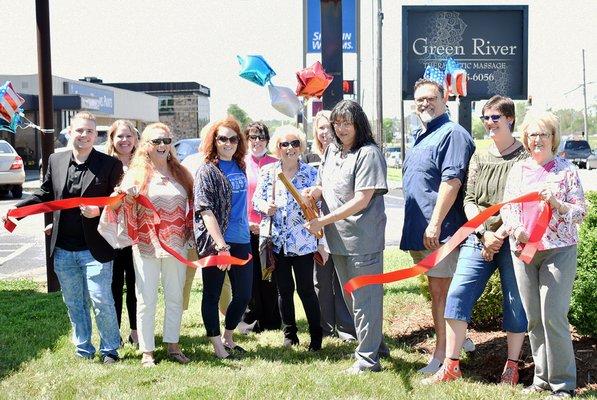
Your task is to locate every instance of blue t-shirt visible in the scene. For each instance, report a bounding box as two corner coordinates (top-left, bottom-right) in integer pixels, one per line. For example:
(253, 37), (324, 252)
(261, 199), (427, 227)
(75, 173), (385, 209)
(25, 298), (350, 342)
(400, 113), (475, 251)
(219, 160), (250, 244)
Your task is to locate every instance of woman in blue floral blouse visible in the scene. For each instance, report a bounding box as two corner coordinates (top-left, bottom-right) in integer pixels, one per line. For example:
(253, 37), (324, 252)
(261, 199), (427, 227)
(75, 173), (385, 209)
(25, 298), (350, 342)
(253, 125), (323, 351)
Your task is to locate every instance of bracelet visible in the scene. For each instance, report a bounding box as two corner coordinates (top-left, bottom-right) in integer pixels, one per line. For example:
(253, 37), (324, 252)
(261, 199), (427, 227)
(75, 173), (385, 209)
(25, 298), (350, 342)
(214, 243), (231, 252)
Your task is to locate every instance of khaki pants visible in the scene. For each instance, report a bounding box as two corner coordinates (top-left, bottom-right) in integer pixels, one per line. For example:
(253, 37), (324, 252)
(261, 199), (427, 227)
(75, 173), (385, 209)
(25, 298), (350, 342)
(182, 248), (232, 314)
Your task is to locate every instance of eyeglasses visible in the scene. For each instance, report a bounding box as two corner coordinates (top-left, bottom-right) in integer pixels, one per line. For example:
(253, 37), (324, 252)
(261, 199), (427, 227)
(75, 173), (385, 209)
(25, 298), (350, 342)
(414, 96), (438, 105)
(480, 114), (503, 122)
(528, 132), (551, 140)
(150, 137), (172, 145)
(332, 121), (353, 129)
(216, 135), (239, 145)
(278, 139), (301, 149)
(248, 135), (267, 142)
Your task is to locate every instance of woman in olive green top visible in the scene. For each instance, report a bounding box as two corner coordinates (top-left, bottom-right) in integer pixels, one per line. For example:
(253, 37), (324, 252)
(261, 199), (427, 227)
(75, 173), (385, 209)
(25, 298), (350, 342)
(423, 95), (529, 385)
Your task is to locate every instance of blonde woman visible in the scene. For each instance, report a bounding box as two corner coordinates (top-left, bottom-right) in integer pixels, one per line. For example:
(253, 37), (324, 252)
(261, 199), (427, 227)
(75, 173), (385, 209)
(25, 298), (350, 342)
(111, 123), (194, 367)
(501, 111), (586, 398)
(106, 120), (139, 347)
(306, 110), (356, 341)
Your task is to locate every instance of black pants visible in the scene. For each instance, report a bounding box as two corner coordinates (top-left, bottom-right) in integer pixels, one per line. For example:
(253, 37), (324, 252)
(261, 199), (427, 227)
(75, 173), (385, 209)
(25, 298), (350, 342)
(201, 242), (253, 337)
(273, 252), (322, 340)
(243, 233), (281, 331)
(111, 246), (137, 330)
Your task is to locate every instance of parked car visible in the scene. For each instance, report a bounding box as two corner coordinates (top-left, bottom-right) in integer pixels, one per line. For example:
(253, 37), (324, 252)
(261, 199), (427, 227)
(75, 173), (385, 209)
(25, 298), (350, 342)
(174, 138), (202, 162)
(0, 140), (26, 198)
(586, 149), (597, 170)
(558, 138), (591, 168)
(385, 146), (402, 168)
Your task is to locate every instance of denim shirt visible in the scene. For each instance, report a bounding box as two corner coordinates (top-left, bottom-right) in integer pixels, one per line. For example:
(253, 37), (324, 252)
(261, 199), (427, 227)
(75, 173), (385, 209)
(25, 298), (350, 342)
(253, 161), (319, 256)
(400, 113), (475, 251)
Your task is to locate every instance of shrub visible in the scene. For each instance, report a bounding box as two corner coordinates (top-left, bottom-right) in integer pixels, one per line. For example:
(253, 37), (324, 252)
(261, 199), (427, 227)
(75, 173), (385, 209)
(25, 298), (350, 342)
(568, 190), (597, 337)
(470, 271), (503, 330)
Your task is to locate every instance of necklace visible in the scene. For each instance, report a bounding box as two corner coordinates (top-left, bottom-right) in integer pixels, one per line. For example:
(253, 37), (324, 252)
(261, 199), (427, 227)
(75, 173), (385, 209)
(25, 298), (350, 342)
(497, 138), (517, 154)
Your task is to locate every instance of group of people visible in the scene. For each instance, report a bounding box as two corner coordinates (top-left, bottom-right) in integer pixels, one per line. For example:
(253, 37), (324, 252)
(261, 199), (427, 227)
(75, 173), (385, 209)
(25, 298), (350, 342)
(1, 78), (586, 398)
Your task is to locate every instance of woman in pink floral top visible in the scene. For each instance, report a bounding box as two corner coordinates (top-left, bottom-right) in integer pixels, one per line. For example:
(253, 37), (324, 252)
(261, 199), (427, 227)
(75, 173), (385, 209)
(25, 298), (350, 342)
(500, 111), (586, 398)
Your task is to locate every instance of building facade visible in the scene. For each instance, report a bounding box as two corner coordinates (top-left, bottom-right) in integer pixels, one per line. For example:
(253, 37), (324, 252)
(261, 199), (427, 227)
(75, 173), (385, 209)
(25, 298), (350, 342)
(0, 74), (159, 169)
(102, 81), (210, 141)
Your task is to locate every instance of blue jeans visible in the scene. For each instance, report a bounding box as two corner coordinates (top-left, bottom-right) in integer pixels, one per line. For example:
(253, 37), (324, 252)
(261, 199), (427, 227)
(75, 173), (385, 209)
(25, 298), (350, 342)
(444, 236), (527, 333)
(54, 248), (120, 358)
(201, 243), (253, 337)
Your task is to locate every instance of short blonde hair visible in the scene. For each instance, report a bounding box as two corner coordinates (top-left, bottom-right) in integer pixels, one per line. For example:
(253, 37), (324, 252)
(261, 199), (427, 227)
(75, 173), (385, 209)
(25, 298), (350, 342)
(70, 111), (96, 126)
(520, 110), (561, 154)
(269, 125), (307, 155)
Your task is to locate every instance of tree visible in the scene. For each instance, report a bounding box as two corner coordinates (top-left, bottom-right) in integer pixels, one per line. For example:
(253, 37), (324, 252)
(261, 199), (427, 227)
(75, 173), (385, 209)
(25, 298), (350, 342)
(382, 118), (396, 144)
(227, 104), (251, 129)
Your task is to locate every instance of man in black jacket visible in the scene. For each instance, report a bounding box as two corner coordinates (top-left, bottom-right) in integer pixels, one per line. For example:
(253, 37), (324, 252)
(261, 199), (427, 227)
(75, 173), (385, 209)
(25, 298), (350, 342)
(4, 112), (124, 363)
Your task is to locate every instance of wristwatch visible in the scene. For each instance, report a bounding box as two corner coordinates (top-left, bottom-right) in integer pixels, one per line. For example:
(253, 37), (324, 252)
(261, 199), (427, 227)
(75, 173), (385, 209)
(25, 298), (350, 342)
(214, 243), (231, 252)
(474, 227), (486, 241)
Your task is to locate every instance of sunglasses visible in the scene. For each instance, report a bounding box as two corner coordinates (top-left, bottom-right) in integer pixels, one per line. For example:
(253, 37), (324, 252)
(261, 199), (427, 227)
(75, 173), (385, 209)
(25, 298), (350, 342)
(480, 114), (502, 122)
(150, 137), (172, 145)
(216, 135), (239, 145)
(279, 140), (301, 149)
(248, 135), (267, 142)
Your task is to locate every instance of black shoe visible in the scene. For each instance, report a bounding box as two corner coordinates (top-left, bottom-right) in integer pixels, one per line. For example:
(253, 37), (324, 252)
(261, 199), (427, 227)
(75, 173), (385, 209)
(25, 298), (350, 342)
(283, 336), (299, 347)
(102, 354), (119, 364)
(308, 334), (322, 351)
(224, 344), (246, 354)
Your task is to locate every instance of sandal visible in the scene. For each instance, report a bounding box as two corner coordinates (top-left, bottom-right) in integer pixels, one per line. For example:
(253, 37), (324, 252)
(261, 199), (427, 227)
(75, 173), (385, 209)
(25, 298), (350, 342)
(141, 354), (155, 368)
(168, 352), (190, 364)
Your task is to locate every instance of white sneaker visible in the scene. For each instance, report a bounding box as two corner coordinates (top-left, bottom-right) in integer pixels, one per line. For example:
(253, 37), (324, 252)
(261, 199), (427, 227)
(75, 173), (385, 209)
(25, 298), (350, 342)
(462, 337), (476, 353)
(418, 357), (443, 374)
(237, 320), (257, 334)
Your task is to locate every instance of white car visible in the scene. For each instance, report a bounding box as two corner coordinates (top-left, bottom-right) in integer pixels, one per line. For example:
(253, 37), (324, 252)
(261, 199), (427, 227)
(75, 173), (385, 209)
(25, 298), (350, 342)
(586, 149), (597, 170)
(385, 146), (402, 168)
(0, 139), (26, 198)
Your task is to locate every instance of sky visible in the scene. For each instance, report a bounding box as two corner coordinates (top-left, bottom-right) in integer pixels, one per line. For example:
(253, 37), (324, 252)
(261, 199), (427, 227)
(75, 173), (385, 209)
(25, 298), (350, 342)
(2, 0), (596, 122)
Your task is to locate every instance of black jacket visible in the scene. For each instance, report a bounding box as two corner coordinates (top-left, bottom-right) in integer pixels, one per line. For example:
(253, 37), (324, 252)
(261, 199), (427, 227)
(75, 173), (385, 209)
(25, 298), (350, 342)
(17, 149), (123, 263)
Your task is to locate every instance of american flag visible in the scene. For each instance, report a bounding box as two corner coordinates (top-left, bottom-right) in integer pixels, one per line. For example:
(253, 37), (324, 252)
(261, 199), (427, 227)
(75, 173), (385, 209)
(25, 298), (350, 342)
(0, 81), (25, 123)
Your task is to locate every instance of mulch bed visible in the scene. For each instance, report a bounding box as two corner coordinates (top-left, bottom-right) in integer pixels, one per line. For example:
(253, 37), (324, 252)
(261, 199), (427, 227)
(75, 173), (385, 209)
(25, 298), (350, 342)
(388, 310), (597, 393)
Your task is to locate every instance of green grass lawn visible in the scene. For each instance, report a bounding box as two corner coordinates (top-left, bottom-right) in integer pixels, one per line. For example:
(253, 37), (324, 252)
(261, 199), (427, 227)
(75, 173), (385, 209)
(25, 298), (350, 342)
(387, 167), (402, 183)
(0, 248), (586, 399)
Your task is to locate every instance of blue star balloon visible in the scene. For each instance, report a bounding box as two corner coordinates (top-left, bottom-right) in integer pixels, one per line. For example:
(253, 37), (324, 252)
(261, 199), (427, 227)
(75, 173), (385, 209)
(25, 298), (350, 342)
(237, 55), (276, 87)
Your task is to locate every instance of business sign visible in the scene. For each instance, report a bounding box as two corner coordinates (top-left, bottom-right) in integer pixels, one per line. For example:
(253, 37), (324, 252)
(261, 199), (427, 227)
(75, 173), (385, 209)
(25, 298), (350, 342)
(64, 82), (114, 114)
(307, 0), (356, 53)
(402, 6), (528, 100)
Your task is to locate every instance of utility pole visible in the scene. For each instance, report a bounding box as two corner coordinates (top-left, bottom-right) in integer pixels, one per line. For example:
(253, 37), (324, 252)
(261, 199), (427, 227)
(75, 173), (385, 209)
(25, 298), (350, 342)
(36, 0), (59, 292)
(582, 49), (588, 139)
(375, 0), (383, 147)
(321, 0), (344, 111)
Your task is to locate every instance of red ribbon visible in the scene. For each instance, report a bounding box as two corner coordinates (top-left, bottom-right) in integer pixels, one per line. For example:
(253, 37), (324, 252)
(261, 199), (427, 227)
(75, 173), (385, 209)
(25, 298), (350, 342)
(4, 194), (251, 270)
(344, 192), (552, 293)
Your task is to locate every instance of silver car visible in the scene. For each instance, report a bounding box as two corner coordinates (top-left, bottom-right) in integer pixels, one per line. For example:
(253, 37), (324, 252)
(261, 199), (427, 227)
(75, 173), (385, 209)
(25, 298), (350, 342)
(0, 140), (26, 198)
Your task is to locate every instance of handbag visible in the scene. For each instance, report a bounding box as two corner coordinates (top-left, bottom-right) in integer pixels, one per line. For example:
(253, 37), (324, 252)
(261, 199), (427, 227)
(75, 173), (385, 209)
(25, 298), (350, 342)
(259, 170), (277, 281)
(97, 202), (134, 249)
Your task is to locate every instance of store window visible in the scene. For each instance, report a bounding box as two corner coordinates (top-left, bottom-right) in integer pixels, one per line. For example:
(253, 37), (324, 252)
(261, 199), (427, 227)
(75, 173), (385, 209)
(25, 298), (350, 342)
(158, 96), (174, 114)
